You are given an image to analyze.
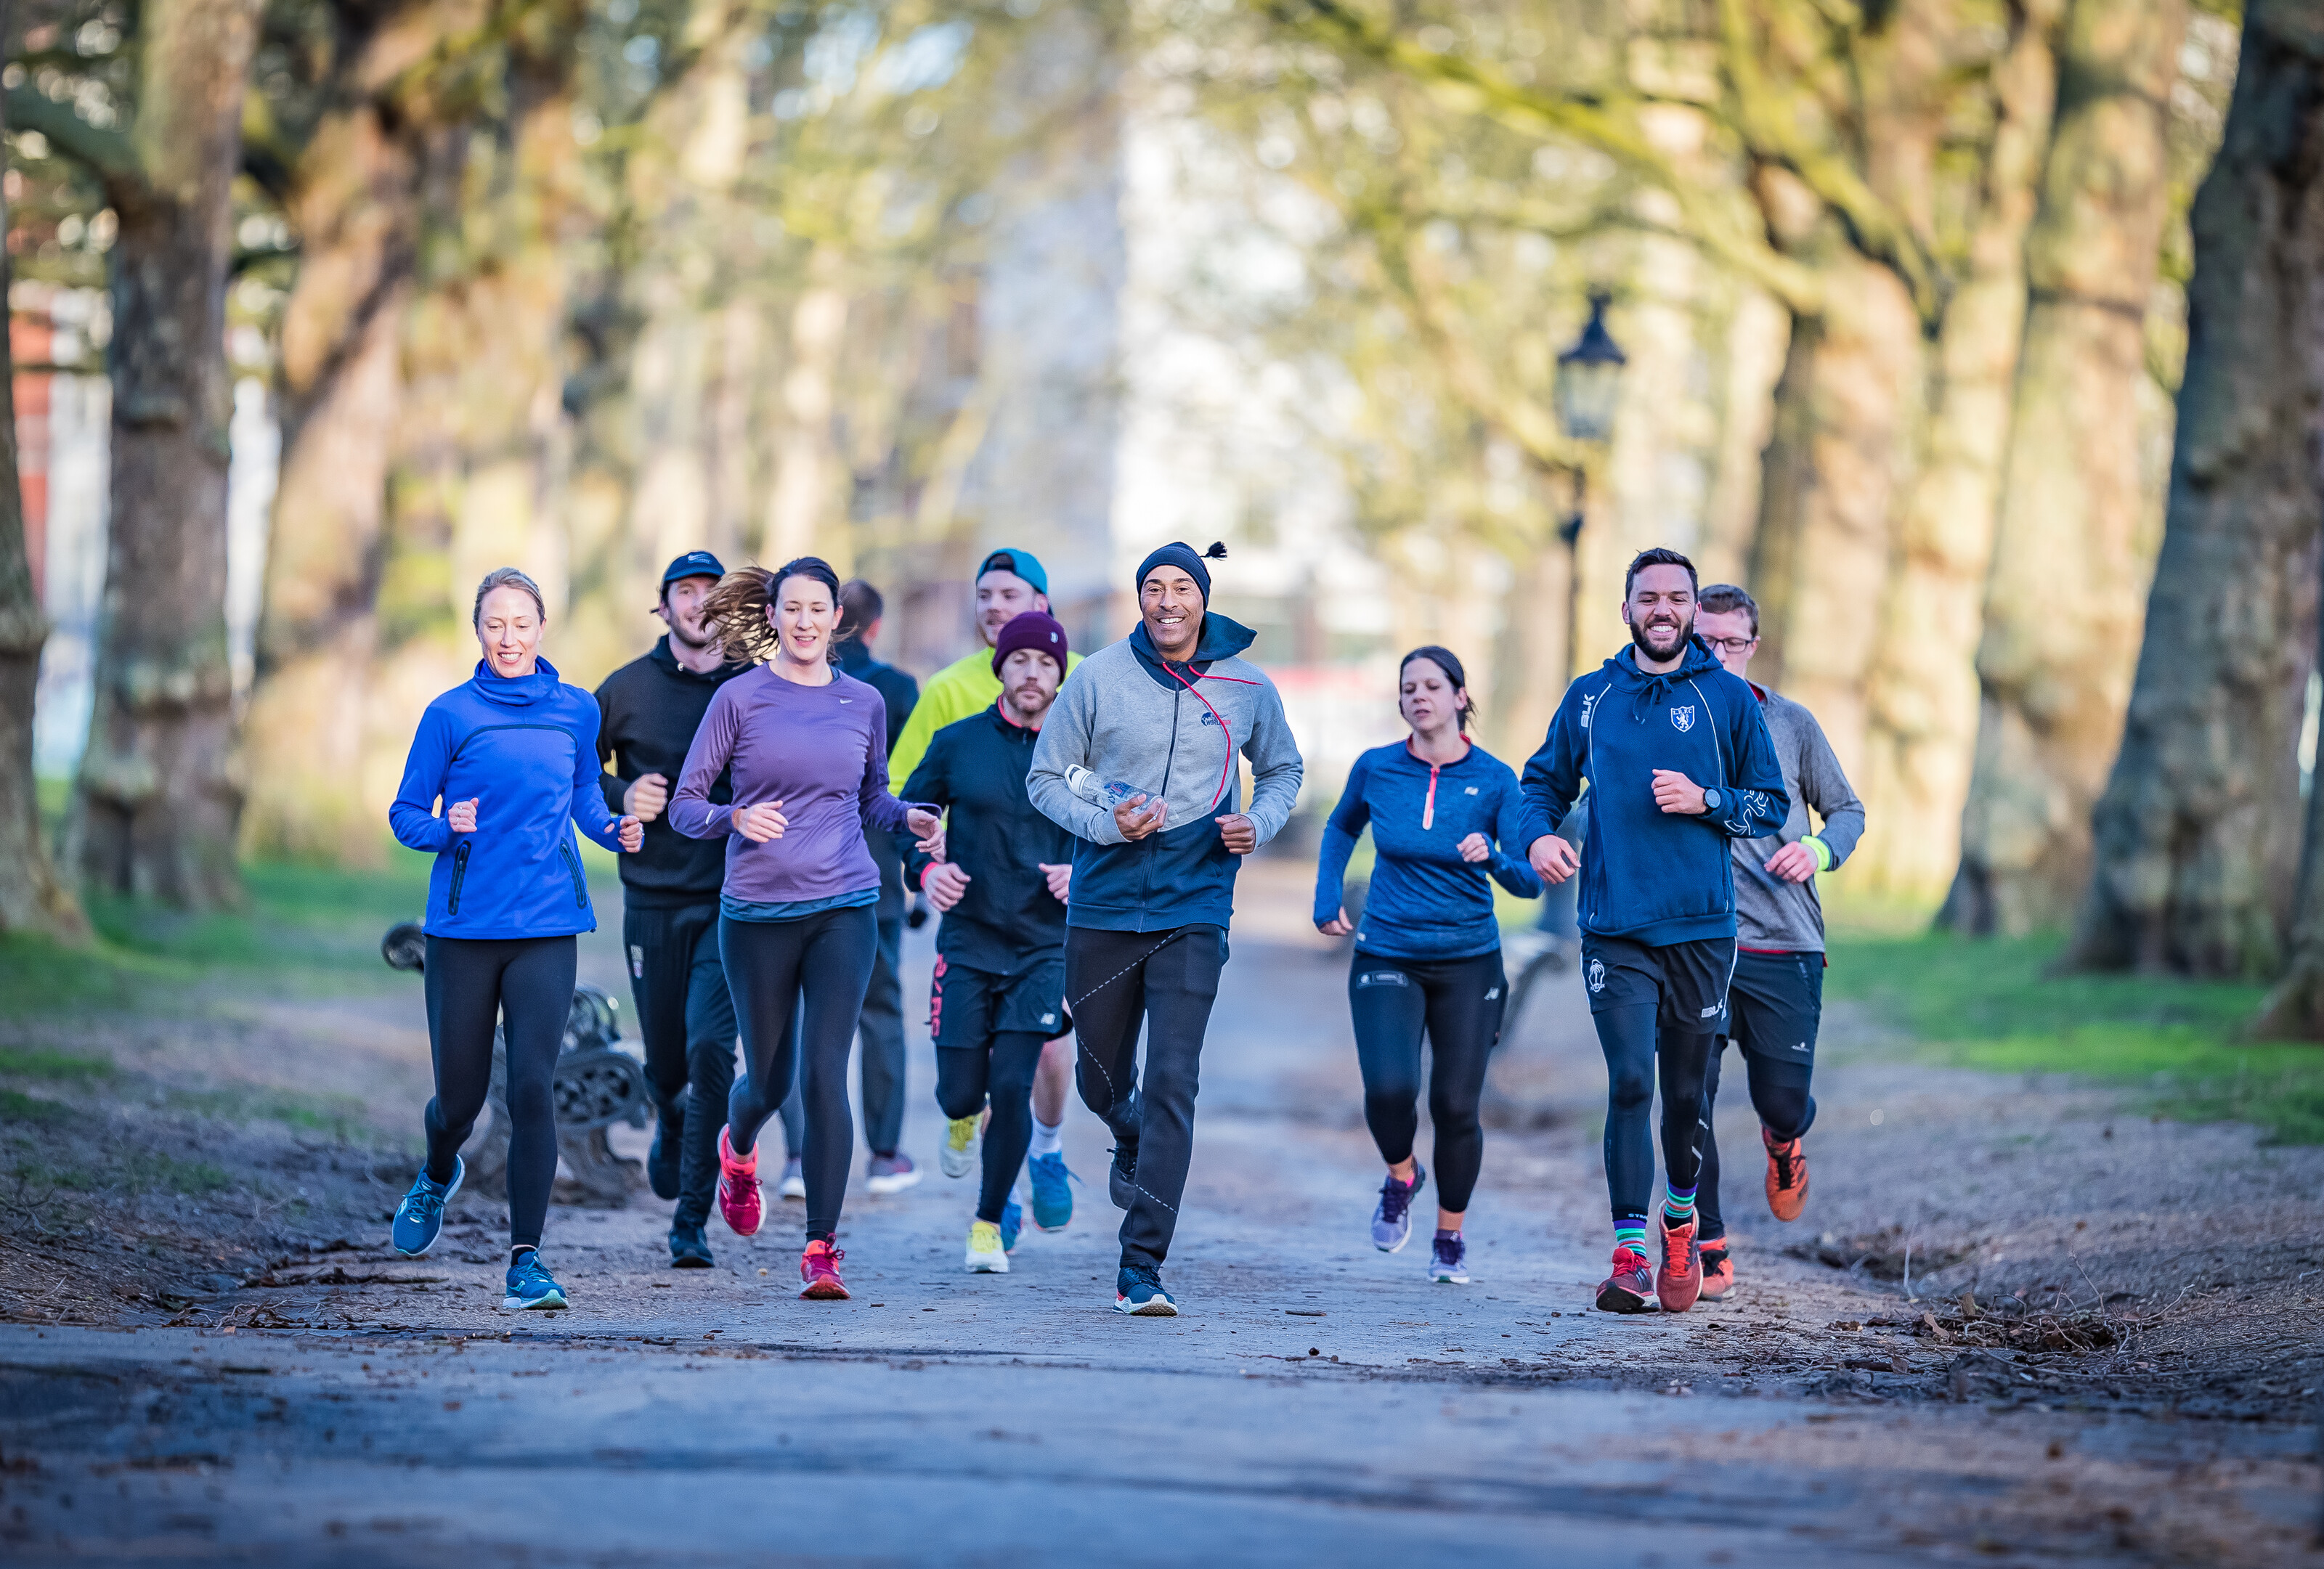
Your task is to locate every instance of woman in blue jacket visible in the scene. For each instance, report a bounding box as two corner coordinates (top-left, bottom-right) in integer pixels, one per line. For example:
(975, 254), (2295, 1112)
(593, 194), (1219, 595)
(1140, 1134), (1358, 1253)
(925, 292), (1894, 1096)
(1314, 647), (1539, 1286)
(386, 568), (642, 1311)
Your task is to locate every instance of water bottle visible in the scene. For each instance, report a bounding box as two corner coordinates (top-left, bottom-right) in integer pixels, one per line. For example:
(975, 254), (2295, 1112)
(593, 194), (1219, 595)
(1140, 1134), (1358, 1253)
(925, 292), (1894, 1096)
(1065, 765), (1151, 810)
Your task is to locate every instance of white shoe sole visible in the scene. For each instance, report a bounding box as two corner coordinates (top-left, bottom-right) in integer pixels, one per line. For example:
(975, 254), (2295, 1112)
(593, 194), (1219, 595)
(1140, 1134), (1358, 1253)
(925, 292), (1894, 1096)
(1374, 1226), (1411, 1255)
(965, 1250), (1009, 1273)
(866, 1169), (923, 1195)
(1114, 1292), (1178, 1316)
(779, 1180), (806, 1199)
(499, 1289), (566, 1312)
(392, 1158), (463, 1259)
(1429, 1269), (1470, 1284)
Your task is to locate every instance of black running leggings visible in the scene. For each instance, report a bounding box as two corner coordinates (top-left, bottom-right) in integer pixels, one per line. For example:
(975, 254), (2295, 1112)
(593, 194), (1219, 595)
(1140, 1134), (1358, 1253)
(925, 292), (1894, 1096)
(720, 905), (879, 1241)
(1594, 1003), (1715, 1225)
(1347, 949), (1506, 1215)
(935, 1032), (1046, 1225)
(422, 934), (577, 1250)
(1697, 1043), (1815, 1239)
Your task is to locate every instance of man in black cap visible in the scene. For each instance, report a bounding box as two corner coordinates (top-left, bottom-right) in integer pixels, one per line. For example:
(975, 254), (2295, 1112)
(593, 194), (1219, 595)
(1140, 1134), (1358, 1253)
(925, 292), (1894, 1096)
(595, 552), (746, 1266)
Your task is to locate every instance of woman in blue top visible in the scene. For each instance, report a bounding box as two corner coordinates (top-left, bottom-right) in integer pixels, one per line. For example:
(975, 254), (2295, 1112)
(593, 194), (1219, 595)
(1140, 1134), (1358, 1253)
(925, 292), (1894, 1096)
(386, 568), (643, 1311)
(1314, 646), (1539, 1285)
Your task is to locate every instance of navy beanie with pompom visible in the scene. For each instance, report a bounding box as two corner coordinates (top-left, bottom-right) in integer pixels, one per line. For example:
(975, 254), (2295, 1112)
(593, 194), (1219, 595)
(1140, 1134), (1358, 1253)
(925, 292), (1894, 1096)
(1134, 541), (1229, 603)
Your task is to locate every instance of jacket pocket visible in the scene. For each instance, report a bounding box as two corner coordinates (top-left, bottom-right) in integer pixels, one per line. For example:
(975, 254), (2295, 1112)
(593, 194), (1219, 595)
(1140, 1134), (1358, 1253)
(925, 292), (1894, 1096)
(558, 839), (588, 908)
(447, 841), (473, 916)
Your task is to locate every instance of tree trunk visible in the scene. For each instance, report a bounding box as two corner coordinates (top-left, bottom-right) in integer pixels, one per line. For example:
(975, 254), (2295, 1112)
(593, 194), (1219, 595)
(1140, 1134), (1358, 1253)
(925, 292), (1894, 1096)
(2064, 0), (2324, 998)
(1943, 0), (2190, 935)
(0, 42), (86, 939)
(1853, 0), (2063, 902)
(763, 245), (850, 565)
(1745, 240), (1925, 776)
(65, 0), (262, 905)
(240, 90), (418, 865)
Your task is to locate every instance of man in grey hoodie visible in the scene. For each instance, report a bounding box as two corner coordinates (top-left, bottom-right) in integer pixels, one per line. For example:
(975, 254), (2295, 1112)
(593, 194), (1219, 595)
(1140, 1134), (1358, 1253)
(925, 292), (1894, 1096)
(1028, 541), (1304, 1316)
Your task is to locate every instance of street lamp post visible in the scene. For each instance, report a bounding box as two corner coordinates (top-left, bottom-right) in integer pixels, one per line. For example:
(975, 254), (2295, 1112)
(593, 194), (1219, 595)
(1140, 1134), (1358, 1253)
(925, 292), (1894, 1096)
(1552, 290), (1626, 685)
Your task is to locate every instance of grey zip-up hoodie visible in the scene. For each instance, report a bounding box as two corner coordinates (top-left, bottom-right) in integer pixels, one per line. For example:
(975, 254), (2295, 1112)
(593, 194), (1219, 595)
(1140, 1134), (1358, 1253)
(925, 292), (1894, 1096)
(1028, 614), (1304, 932)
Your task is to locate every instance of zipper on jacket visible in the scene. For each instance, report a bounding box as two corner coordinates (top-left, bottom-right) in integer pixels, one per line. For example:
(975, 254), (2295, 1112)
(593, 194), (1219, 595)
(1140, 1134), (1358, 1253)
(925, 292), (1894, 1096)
(447, 840), (473, 916)
(1422, 762), (1439, 831)
(558, 839), (588, 908)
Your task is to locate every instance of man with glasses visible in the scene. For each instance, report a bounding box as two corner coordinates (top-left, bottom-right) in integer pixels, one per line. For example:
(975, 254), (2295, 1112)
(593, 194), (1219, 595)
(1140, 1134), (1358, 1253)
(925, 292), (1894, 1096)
(1687, 582), (1864, 1302)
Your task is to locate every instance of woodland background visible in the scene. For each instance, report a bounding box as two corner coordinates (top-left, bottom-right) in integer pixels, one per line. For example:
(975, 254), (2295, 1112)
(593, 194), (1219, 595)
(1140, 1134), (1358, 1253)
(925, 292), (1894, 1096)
(4, 0), (2324, 1037)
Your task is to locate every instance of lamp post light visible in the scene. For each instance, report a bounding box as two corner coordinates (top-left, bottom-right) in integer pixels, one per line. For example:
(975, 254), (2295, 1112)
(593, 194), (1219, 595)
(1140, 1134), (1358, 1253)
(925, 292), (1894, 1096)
(1553, 290), (1626, 684)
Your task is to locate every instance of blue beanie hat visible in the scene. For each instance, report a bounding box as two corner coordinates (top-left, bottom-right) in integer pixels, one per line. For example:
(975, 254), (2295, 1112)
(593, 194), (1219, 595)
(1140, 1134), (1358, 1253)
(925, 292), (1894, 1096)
(978, 547), (1049, 598)
(1136, 540), (1229, 603)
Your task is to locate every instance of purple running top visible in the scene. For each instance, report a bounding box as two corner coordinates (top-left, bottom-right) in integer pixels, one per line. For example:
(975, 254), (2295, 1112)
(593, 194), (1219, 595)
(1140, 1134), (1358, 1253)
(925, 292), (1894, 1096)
(670, 664), (929, 906)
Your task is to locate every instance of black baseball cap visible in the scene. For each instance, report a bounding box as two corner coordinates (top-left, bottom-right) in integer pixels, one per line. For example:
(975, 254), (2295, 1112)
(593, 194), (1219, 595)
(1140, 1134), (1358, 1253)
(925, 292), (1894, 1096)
(660, 550), (725, 589)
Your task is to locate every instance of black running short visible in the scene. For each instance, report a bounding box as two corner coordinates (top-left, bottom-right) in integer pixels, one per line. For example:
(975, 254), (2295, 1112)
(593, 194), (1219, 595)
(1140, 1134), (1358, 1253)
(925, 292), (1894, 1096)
(1578, 932), (1737, 1033)
(1725, 947), (1824, 1067)
(930, 950), (1068, 1049)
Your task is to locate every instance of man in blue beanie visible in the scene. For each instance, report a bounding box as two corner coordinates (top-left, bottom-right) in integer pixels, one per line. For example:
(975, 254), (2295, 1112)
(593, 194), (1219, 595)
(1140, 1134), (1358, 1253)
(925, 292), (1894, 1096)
(1028, 541), (1305, 1315)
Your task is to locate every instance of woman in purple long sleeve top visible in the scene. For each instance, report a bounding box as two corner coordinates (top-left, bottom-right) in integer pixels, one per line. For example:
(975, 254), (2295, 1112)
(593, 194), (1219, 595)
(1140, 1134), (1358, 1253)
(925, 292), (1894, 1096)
(670, 555), (940, 1301)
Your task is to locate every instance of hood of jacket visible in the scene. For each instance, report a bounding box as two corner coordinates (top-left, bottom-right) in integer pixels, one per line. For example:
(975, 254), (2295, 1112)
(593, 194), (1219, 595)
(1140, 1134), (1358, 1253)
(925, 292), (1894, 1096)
(470, 657), (565, 709)
(1598, 636), (1726, 721)
(1129, 611), (1257, 687)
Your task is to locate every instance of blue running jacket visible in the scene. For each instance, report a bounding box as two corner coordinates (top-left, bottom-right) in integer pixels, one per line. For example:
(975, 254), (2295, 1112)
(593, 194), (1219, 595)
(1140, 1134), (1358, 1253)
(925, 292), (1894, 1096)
(390, 659), (626, 939)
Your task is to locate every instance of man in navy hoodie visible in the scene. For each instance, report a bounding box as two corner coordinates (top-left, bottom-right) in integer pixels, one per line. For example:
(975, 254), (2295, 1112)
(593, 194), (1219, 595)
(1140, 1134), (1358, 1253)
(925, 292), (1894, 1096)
(1519, 547), (1787, 1317)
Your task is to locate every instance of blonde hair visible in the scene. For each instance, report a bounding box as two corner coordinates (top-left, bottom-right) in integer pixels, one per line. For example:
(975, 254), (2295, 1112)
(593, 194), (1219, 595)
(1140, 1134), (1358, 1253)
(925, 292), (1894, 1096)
(472, 567), (546, 625)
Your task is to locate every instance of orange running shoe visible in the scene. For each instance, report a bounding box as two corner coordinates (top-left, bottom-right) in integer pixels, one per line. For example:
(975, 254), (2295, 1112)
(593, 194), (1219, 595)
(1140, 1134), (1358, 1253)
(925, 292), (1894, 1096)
(1699, 1236), (1735, 1300)
(717, 1125), (762, 1237)
(1656, 1214), (1702, 1313)
(799, 1238), (850, 1300)
(1595, 1244), (1654, 1313)
(1763, 1125), (1809, 1222)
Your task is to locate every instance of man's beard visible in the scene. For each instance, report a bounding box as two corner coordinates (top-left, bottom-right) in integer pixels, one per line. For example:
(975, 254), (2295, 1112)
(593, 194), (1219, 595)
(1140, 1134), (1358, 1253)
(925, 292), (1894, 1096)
(669, 618), (715, 653)
(1004, 685), (1054, 725)
(1628, 611), (1693, 660)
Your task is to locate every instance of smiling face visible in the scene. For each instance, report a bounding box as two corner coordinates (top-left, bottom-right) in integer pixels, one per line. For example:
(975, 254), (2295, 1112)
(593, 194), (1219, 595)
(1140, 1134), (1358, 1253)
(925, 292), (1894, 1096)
(975, 569), (1048, 648)
(764, 574), (837, 666)
(475, 586), (544, 678)
(1399, 656), (1466, 738)
(657, 575), (720, 652)
(1621, 563), (1697, 666)
(1140, 567), (1203, 661)
(999, 648), (1063, 725)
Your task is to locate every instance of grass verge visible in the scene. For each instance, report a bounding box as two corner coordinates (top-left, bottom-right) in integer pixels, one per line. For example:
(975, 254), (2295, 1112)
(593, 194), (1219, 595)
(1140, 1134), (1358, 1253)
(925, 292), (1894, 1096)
(1827, 931), (2324, 1145)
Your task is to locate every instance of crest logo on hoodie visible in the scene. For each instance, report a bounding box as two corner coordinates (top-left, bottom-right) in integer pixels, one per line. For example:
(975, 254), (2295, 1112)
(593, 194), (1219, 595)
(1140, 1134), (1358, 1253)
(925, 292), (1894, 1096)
(1670, 704), (1697, 733)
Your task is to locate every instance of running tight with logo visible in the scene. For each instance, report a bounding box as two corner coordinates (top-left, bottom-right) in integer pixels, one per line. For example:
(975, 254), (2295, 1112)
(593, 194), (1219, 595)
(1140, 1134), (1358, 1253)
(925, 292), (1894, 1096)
(719, 905), (879, 1241)
(421, 934), (577, 1250)
(935, 1032), (1046, 1224)
(1593, 1001), (1715, 1229)
(1346, 949), (1506, 1213)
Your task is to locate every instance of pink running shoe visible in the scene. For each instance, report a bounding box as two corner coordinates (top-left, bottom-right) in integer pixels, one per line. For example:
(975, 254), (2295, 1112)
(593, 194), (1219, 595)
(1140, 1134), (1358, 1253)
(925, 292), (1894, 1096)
(799, 1238), (849, 1300)
(717, 1125), (762, 1237)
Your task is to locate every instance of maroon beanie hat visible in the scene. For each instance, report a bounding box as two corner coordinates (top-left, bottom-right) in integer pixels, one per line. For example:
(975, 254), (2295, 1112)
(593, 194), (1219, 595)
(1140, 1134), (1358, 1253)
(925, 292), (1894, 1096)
(991, 611), (1069, 676)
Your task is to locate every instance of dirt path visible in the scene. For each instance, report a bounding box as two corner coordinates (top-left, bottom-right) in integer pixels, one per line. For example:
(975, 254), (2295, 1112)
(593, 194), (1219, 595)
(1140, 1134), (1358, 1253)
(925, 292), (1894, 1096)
(1, 861), (2318, 1564)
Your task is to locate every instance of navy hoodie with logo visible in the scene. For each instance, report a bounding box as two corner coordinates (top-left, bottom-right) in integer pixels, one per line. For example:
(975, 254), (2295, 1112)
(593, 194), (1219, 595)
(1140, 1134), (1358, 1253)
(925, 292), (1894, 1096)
(390, 659), (627, 940)
(1516, 637), (1789, 947)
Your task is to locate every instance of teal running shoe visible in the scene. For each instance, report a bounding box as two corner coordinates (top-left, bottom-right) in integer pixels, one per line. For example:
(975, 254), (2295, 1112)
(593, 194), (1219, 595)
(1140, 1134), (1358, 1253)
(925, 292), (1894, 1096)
(500, 1252), (568, 1312)
(1027, 1152), (1075, 1231)
(391, 1157), (463, 1258)
(1113, 1262), (1177, 1316)
(999, 1198), (1023, 1253)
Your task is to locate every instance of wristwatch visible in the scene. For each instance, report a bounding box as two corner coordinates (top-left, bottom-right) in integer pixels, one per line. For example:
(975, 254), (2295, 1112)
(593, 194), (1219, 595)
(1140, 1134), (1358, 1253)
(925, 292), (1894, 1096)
(1699, 786), (1723, 816)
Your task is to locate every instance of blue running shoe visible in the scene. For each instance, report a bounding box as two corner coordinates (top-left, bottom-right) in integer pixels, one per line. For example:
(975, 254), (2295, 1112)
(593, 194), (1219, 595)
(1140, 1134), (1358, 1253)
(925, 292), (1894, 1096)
(391, 1157), (463, 1258)
(1028, 1152), (1075, 1231)
(1114, 1262), (1177, 1316)
(501, 1252), (568, 1312)
(1371, 1162), (1425, 1253)
(1000, 1199), (1024, 1254)
(1429, 1231), (1469, 1284)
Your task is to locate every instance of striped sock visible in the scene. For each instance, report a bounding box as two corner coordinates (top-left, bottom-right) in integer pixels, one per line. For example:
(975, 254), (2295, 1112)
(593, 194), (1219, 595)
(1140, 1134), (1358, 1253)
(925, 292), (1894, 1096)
(1614, 1220), (1648, 1258)
(1662, 1183), (1698, 1228)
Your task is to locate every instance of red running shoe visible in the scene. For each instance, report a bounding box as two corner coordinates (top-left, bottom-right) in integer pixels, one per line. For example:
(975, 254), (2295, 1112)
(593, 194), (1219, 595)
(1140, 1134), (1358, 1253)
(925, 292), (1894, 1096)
(1763, 1125), (1809, 1222)
(1656, 1214), (1703, 1313)
(1595, 1244), (1654, 1314)
(1699, 1236), (1735, 1301)
(799, 1238), (849, 1300)
(716, 1125), (762, 1237)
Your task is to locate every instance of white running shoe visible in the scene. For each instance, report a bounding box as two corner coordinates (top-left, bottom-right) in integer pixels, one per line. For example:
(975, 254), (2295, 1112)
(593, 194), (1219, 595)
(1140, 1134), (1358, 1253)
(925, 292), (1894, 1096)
(778, 1156), (805, 1200)
(964, 1218), (1009, 1273)
(940, 1115), (980, 1179)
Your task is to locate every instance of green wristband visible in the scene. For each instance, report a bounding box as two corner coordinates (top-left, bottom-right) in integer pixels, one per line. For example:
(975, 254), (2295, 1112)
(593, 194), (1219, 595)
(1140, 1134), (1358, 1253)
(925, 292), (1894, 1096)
(1802, 835), (1832, 873)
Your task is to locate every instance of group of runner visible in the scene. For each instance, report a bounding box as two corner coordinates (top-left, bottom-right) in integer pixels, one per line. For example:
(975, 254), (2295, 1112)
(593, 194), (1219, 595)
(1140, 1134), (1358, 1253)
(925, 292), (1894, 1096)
(386, 539), (1860, 1320)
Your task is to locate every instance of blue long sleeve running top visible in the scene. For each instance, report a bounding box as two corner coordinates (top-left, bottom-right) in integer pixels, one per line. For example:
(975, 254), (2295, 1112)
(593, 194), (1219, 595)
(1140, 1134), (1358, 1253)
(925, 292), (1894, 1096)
(1312, 741), (1541, 961)
(390, 658), (625, 940)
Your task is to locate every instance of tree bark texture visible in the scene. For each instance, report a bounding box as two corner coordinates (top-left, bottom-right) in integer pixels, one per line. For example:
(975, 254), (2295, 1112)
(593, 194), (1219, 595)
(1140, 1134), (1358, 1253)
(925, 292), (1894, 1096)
(1943, 0), (2191, 935)
(240, 77), (420, 864)
(0, 34), (86, 939)
(1853, 0), (2063, 902)
(2065, 1), (2324, 998)
(66, 0), (262, 905)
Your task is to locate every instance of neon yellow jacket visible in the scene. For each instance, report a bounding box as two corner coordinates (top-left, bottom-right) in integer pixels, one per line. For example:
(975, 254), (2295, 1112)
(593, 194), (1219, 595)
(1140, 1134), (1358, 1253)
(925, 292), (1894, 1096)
(888, 645), (1085, 785)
